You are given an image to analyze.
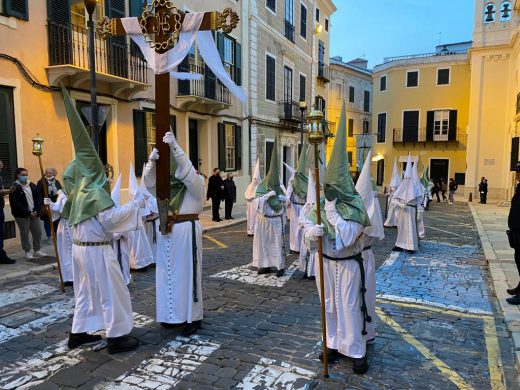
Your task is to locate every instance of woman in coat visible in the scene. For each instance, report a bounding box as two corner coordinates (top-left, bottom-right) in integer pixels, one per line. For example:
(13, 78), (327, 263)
(37, 168), (63, 240)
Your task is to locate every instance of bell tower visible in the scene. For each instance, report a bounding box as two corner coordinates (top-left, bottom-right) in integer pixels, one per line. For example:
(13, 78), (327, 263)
(473, 1), (518, 47)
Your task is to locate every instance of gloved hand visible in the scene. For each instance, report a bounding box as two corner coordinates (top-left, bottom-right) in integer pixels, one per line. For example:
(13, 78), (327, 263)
(309, 224), (324, 239)
(278, 194), (288, 202)
(324, 199), (342, 228)
(57, 189), (66, 198)
(149, 148), (159, 161)
(163, 131), (183, 157)
(137, 197), (146, 209)
(43, 198), (52, 206)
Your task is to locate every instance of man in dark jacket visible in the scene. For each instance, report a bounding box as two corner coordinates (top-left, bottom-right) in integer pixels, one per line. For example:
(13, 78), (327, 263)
(223, 173), (237, 220)
(0, 161), (15, 264)
(506, 163), (520, 304)
(479, 177), (489, 204)
(207, 168), (224, 222)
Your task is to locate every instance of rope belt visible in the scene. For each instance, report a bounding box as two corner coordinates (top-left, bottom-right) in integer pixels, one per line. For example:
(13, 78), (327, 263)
(291, 200), (305, 206)
(73, 240), (111, 247)
(191, 220), (198, 303)
(117, 239), (123, 272)
(322, 252), (372, 336)
(263, 213), (283, 219)
(363, 246), (372, 251)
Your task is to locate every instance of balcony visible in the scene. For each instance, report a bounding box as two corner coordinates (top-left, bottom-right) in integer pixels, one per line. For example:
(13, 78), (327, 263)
(317, 62), (330, 83)
(278, 100), (301, 122)
(284, 20), (295, 43)
(46, 21), (149, 99)
(393, 127), (466, 147)
(177, 63), (231, 113)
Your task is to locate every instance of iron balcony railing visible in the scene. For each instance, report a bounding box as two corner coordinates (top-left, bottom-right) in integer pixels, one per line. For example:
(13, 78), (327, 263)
(278, 100), (301, 121)
(317, 62), (330, 83)
(393, 127), (465, 145)
(47, 21), (148, 84)
(177, 63), (231, 104)
(284, 20), (295, 43)
(383, 50), (468, 63)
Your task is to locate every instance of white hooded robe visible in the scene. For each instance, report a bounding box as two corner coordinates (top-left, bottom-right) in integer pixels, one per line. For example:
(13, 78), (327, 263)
(245, 160), (262, 236)
(50, 191), (73, 283)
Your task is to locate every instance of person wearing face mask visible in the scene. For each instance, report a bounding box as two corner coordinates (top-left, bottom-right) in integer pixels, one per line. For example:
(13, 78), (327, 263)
(9, 168), (46, 259)
(37, 168), (63, 241)
(0, 161), (15, 264)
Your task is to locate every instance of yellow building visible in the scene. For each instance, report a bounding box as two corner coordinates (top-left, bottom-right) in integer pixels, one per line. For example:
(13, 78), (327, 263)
(371, 43), (471, 192)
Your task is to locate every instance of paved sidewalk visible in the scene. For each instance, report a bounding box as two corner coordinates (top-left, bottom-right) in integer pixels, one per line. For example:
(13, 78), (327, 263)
(469, 201), (520, 364)
(0, 204), (246, 282)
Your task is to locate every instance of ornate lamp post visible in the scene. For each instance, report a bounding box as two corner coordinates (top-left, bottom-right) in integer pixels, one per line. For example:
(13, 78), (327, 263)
(306, 108), (329, 377)
(32, 134), (65, 292)
(84, 0), (100, 152)
(299, 101), (307, 146)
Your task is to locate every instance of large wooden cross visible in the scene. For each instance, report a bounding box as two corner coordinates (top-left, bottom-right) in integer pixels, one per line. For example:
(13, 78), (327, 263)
(98, 1), (239, 234)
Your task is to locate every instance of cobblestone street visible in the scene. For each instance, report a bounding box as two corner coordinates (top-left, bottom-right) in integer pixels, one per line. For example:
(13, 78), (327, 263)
(0, 200), (518, 389)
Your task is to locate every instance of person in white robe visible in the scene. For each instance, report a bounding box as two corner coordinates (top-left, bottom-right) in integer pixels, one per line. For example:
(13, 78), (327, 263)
(298, 169), (317, 279)
(144, 131), (205, 336)
(253, 138), (288, 277)
(412, 162), (426, 240)
(140, 159), (159, 260)
(302, 102), (372, 374)
(59, 85), (140, 354)
(245, 159), (261, 237)
(391, 155), (423, 253)
(110, 174), (131, 285)
(44, 189), (73, 285)
(384, 158), (401, 228)
(355, 150), (385, 344)
(127, 164), (154, 271)
(286, 145), (309, 254)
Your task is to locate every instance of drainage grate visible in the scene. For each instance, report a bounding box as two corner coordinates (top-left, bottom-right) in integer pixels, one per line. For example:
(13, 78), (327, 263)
(0, 309), (46, 328)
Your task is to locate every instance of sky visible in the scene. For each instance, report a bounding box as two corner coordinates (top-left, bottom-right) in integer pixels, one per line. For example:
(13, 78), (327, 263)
(330, 0), (475, 68)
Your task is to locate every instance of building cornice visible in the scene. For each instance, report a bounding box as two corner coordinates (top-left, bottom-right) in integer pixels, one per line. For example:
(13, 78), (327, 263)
(373, 54), (468, 74)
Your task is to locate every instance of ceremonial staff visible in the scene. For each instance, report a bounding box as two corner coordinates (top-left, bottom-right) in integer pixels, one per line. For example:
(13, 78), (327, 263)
(307, 108), (330, 377)
(32, 134), (65, 292)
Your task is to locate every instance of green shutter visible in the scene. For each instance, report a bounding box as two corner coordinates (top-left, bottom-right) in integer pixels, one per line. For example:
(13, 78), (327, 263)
(217, 32), (225, 61)
(5, 0), (28, 20)
(235, 42), (242, 86)
(105, 0), (128, 78)
(133, 110), (146, 176)
(218, 123), (226, 170)
(235, 125), (242, 171)
(0, 87), (17, 187)
(426, 111), (434, 141)
(511, 137), (519, 171)
(448, 110), (458, 141)
(129, 0), (143, 17)
(47, 0), (72, 65)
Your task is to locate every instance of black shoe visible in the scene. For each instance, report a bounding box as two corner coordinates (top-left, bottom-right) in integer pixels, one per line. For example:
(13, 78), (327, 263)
(247, 234), (254, 237)
(319, 348), (340, 363)
(406, 250), (415, 254)
(161, 322), (186, 329)
(302, 274), (309, 279)
(507, 283), (520, 296)
(257, 267), (270, 275)
(276, 269), (285, 277)
(107, 335), (139, 354)
(63, 281), (73, 287)
(507, 295), (520, 305)
(230, 217), (235, 220)
(131, 265), (149, 273)
(352, 355), (369, 374)
(68, 333), (102, 349)
(289, 250), (299, 255)
(392, 246), (404, 252)
(308, 276), (316, 281)
(0, 257), (16, 264)
(181, 320), (201, 337)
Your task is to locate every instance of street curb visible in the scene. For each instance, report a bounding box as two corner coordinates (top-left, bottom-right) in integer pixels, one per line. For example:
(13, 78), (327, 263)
(0, 263), (56, 283)
(202, 218), (246, 233)
(468, 203), (520, 368)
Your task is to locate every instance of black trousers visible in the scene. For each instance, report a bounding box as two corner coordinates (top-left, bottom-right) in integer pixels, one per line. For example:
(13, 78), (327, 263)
(211, 196), (221, 221)
(433, 191), (440, 202)
(480, 192), (487, 204)
(0, 209), (4, 254)
(225, 199), (233, 219)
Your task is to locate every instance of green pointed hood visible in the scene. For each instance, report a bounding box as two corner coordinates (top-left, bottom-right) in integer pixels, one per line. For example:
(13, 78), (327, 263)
(323, 101), (370, 227)
(169, 154), (188, 214)
(256, 138), (283, 212)
(60, 85), (114, 225)
(292, 142), (308, 199)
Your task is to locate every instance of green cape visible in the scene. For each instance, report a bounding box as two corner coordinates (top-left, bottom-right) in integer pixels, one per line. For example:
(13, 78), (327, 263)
(256, 138), (284, 213)
(292, 141), (308, 199)
(61, 85), (114, 226)
(169, 155), (188, 214)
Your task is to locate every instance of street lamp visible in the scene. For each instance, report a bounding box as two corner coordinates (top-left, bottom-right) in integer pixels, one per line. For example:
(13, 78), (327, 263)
(299, 101), (307, 146)
(306, 108), (329, 378)
(84, 0), (99, 153)
(32, 134), (65, 292)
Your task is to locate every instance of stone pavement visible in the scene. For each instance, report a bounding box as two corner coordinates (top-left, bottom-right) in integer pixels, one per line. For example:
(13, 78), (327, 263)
(470, 202), (520, 366)
(0, 200), (518, 389)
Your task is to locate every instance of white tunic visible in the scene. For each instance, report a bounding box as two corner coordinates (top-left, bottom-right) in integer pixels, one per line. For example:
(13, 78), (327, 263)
(246, 199), (257, 236)
(417, 205), (426, 239)
(50, 193), (73, 283)
(112, 234), (131, 285)
(384, 194), (398, 227)
(361, 236), (376, 341)
(128, 226), (154, 270)
(298, 204), (316, 277)
(392, 198), (419, 251)
(303, 217), (366, 358)
(154, 153), (205, 324)
(71, 202), (140, 338)
(252, 195), (285, 270)
(287, 187), (305, 253)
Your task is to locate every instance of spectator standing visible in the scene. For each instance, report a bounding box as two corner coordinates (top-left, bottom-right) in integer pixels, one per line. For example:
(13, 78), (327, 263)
(506, 163), (520, 304)
(479, 177), (488, 204)
(448, 178), (458, 205)
(37, 168), (62, 240)
(440, 178), (448, 202)
(223, 173), (236, 220)
(9, 168), (46, 259)
(0, 161), (15, 264)
(207, 168), (224, 222)
(431, 180), (441, 202)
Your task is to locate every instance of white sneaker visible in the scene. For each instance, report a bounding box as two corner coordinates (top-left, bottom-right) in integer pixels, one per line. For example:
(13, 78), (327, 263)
(25, 251), (34, 259)
(34, 251), (47, 258)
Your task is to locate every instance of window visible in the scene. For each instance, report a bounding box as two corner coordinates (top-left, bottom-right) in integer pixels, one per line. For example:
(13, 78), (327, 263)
(266, 54), (276, 101)
(377, 113), (386, 143)
(501, 1), (512, 21)
(406, 70), (419, 87)
(300, 3), (307, 39)
(484, 2), (496, 23)
(266, 0), (276, 13)
(3, 0), (29, 20)
(217, 33), (242, 85)
(299, 74), (306, 101)
(315, 7), (320, 22)
(325, 18), (329, 31)
(349, 86), (355, 103)
(348, 118), (354, 137)
(437, 68), (450, 85)
(433, 110), (450, 141)
(129, 0), (143, 17)
(363, 120), (370, 134)
(348, 151), (353, 166)
(315, 95), (326, 113)
(284, 0), (295, 42)
(363, 90), (370, 112)
(223, 36), (235, 79)
(0, 86), (17, 188)
(512, 137), (519, 171)
(283, 66), (293, 103)
(218, 123), (242, 172)
(265, 140), (274, 173)
(376, 159), (384, 186)
(335, 83), (342, 98)
(380, 75), (387, 91)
